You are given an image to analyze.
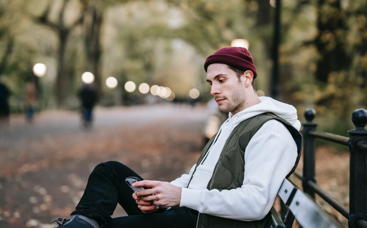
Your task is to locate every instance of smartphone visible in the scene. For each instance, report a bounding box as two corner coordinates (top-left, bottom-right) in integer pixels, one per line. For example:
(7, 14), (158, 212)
(125, 176), (169, 210)
(125, 176), (145, 193)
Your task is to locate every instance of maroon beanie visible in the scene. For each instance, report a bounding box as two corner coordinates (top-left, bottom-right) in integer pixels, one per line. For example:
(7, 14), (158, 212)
(204, 47), (257, 78)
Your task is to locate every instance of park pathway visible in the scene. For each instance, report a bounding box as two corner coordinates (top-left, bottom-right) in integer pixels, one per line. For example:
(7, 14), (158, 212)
(0, 104), (210, 228)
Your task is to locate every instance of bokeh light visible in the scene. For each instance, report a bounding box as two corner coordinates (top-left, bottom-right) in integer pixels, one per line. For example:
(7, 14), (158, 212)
(256, 90), (265, 96)
(106, 77), (118, 89)
(33, 63), (47, 77)
(82, 72), (95, 84)
(231, 39), (249, 49)
(150, 85), (159, 96)
(156, 87), (161, 96)
(269, 0), (276, 8)
(167, 92), (175, 101)
(189, 88), (200, 99)
(164, 87), (172, 98)
(158, 86), (167, 98)
(139, 83), (150, 94)
(124, 81), (136, 93)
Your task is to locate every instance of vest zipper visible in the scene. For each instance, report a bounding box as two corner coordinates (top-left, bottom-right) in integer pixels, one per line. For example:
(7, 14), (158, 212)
(195, 213), (200, 228)
(200, 129), (222, 165)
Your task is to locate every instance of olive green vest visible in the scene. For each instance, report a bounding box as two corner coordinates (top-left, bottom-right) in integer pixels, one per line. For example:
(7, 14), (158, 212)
(189, 113), (302, 228)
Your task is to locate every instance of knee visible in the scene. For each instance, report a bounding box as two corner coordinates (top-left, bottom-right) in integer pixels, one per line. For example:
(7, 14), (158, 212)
(93, 161), (126, 173)
(103, 161), (126, 169)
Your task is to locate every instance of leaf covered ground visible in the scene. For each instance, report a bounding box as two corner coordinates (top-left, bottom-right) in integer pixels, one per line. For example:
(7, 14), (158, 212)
(0, 104), (350, 227)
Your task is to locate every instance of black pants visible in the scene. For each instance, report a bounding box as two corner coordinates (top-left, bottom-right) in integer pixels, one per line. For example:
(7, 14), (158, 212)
(72, 161), (198, 228)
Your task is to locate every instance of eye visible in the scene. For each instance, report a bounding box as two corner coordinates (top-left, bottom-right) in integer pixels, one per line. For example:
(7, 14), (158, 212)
(219, 78), (225, 83)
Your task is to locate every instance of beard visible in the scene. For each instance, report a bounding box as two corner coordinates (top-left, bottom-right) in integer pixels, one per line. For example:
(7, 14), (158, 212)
(218, 83), (246, 114)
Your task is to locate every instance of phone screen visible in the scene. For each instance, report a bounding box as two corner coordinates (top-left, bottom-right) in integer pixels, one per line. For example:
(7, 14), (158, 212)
(125, 176), (145, 193)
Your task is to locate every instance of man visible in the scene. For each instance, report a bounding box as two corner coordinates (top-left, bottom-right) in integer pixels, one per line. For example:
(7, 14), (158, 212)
(0, 77), (10, 124)
(52, 47), (301, 228)
(25, 77), (38, 123)
(78, 83), (98, 127)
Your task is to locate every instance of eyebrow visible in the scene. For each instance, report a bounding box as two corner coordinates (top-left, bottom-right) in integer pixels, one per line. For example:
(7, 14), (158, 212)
(207, 74), (227, 83)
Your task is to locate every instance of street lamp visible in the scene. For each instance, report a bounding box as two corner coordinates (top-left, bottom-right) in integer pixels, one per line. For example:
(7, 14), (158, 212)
(106, 77), (118, 89)
(163, 87), (172, 98)
(124, 81), (136, 93)
(189, 88), (200, 99)
(139, 83), (150, 94)
(158, 86), (167, 98)
(167, 92), (175, 101)
(33, 63), (47, 77)
(150, 85), (159, 96)
(82, 72), (95, 84)
(231, 39), (249, 49)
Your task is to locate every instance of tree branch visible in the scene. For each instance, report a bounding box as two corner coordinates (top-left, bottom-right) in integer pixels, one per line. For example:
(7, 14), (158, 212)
(59, 0), (70, 30)
(0, 37), (14, 74)
(33, 0), (60, 31)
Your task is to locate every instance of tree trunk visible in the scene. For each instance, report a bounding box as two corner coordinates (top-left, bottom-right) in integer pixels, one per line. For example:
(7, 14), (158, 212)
(33, 0), (84, 107)
(84, 3), (103, 94)
(255, 0), (272, 95)
(314, 0), (349, 83)
(56, 31), (69, 106)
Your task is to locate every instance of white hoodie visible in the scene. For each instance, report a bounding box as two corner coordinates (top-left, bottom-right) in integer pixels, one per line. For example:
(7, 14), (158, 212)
(170, 97), (300, 221)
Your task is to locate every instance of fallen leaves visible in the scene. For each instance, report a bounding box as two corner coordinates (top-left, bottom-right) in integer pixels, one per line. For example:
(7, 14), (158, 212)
(0, 105), (208, 227)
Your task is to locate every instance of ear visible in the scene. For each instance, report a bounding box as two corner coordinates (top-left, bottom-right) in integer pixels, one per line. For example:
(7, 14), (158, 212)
(240, 70), (254, 88)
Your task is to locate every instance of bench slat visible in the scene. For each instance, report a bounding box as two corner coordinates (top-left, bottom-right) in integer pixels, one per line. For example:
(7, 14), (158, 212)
(270, 207), (286, 228)
(278, 179), (296, 206)
(278, 179), (343, 228)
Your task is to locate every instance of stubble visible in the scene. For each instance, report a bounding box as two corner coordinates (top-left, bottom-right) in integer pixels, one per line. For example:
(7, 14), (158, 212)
(219, 81), (246, 114)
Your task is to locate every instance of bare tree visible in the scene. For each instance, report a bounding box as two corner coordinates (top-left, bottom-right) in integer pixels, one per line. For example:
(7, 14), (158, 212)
(83, 1), (103, 94)
(33, 0), (85, 106)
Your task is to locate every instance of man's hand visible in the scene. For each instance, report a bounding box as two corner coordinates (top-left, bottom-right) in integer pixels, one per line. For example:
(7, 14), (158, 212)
(131, 194), (159, 213)
(132, 180), (182, 212)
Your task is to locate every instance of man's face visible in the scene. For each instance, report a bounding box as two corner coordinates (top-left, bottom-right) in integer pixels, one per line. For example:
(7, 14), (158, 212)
(206, 63), (246, 115)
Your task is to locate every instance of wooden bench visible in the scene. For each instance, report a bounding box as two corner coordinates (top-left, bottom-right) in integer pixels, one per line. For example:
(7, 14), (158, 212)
(270, 109), (367, 228)
(271, 178), (342, 228)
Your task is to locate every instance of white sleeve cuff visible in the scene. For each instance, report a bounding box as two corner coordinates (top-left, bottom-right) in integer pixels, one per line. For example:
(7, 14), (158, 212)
(180, 187), (202, 211)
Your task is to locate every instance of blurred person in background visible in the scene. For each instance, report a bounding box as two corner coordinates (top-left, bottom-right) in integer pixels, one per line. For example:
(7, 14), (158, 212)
(78, 83), (98, 127)
(51, 47), (302, 228)
(25, 77), (38, 123)
(0, 76), (10, 126)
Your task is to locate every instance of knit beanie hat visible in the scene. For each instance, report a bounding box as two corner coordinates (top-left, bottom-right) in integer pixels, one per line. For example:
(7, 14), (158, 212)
(204, 47), (257, 78)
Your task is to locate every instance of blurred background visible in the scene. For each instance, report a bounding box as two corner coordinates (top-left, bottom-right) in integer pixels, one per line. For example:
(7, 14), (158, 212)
(0, 0), (366, 227)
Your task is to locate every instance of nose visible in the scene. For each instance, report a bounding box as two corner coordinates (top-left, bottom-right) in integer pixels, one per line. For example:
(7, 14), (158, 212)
(210, 83), (220, 95)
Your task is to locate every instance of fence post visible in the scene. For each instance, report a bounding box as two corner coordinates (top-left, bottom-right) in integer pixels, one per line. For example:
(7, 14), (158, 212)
(302, 109), (317, 200)
(348, 109), (367, 228)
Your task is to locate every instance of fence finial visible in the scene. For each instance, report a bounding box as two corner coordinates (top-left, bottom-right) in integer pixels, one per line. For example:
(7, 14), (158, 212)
(352, 109), (367, 130)
(304, 109), (316, 123)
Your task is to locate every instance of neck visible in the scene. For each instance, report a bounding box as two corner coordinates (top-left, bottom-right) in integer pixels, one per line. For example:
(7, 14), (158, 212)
(231, 90), (261, 116)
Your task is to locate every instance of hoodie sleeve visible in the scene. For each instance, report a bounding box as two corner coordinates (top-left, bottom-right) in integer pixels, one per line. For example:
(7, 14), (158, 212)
(170, 164), (196, 188)
(180, 120), (297, 221)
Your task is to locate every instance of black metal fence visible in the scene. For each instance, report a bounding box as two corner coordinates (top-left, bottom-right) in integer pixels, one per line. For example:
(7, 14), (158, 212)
(291, 108), (367, 228)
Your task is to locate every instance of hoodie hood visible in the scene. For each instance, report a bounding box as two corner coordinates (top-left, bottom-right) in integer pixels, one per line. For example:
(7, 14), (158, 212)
(229, 96), (301, 131)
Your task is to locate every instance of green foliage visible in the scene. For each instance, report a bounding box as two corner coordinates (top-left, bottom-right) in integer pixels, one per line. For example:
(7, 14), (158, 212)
(289, 0), (367, 131)
(0, 0), (365, 130)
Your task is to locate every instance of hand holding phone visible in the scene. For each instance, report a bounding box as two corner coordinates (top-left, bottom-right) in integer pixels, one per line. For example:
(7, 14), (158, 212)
(125, 176), (163, 210)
